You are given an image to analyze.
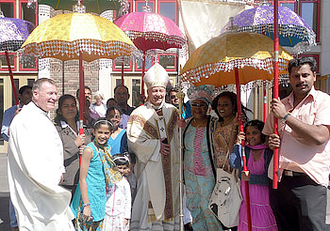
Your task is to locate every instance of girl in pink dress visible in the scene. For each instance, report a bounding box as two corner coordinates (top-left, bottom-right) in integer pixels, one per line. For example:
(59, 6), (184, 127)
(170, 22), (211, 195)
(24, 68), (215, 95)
(230, 120), (277, 231)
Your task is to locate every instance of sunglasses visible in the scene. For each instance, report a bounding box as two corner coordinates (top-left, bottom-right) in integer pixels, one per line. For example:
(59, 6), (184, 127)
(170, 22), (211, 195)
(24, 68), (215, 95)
(170, 95), (178, 99)
(191, 103), (207, 108)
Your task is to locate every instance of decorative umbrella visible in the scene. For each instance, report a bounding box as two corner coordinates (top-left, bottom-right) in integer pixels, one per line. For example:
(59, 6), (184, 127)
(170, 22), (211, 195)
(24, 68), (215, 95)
(220, 3), (316, 125)
(29, 0), (121, 14)
(181, 32), (292, 87)
(220, 4), (316, 55)
(0, 13), (35, 105)
(21, 12), (137, 134)
(114, 11), (186, 94)
(180, 31), (293, 231)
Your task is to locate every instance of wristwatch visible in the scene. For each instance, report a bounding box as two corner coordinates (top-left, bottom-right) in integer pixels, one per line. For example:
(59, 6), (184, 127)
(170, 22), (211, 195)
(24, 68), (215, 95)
(282, 113), (291, 123)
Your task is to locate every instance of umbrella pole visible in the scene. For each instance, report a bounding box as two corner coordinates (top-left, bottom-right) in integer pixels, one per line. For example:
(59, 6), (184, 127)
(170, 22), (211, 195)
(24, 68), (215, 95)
(62, 60), (65, 95)
(121, 62), (124, 85)
(263, 81), (267, 122)
(79, 51), (85, 135)
(235, 67), (252, 231)
(141, 50), (146, 96)
(273, 0), (280, 189)
(5, 51), (19, 106)
(177, 77), (185, 231)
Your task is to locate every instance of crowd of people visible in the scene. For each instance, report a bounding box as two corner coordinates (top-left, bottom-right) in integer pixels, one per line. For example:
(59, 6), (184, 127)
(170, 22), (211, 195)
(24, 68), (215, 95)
(2, 57), (330, 231)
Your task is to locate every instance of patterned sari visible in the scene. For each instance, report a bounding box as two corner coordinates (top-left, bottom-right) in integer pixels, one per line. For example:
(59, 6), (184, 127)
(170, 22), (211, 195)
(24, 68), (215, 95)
(184, 125), (223, 231)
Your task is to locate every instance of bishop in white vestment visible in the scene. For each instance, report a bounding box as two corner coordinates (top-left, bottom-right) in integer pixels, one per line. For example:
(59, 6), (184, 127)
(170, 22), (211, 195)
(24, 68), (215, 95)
(127, 64), (180, 230)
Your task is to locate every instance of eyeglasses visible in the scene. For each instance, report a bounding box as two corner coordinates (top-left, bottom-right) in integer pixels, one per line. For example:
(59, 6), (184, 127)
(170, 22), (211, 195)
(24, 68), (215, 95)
(170, 95), (178, 99)
(191, 103), (207, 108)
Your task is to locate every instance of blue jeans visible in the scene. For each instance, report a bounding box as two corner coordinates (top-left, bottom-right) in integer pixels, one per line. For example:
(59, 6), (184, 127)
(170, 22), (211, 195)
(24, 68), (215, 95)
(9, 199), (18, 227)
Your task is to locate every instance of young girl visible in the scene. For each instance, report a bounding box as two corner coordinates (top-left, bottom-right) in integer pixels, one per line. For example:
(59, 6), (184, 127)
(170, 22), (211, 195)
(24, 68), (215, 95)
(71, 118), (121, 230)
(230, 120), (277, 231)
(103, 153), (131, 231)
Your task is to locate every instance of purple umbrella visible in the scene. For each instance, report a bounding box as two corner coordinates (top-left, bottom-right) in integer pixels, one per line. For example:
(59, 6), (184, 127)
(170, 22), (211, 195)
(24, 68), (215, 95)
(0, 14), (35, 105)
(221, 5), (316, 54)
(221, 4), (315, 123)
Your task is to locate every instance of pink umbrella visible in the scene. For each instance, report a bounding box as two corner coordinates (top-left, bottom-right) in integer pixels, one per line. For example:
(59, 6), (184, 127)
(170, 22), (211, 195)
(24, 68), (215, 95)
(114, 11), (186, 95)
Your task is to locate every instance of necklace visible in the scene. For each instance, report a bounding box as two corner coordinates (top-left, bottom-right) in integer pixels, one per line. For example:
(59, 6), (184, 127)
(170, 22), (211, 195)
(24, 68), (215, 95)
(192, 118), (207, 128)
(221, 115), (235, 127)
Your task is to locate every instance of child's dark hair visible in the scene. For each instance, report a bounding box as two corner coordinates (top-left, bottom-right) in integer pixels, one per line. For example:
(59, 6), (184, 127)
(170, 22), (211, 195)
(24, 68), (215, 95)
(128, 152), (136, 165)
(106, 105), (123, 117)
(93, 117), (112, 129)
(113, 153), (130, 166)
(244, 120), (266, 143)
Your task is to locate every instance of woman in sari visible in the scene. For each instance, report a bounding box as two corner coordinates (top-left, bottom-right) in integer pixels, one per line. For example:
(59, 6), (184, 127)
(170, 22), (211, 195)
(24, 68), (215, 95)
(183, 86), (222, 231)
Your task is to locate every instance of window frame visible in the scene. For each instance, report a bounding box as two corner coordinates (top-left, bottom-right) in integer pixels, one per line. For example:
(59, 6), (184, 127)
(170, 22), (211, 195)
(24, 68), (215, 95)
(19, 0), (37, 25)
(0, 52), (17, 71)
(0, 0), (16, 18)
(299, 0), (320, 42)
(134, 55), (155, 72)
(112, 57), (134, 72)
(135, 0), (155, 13)
(158, 54), (177, 72)
(279, 0), (321, 42)
(157, 0), (177, 24)
(18, 0), (38, 71)
(0, 1), (17, 71)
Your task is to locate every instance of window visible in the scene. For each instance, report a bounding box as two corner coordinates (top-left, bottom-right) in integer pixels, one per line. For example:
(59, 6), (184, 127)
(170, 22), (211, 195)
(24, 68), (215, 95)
(116, 79), (122, 87)
(11, 79), (19, 106)
(0, 1), (17, 71)
(0, 1), (15, 17)
(0, 53), (15, 70)
(158, 54), (176, 71)
(279, 0), (320, 42)
(158, 1), (176, 23)
(20, 2), (36, 25)
(135, 56), (154, 71)
(132, 79), (141, 107)
(113, 56), (133, 72)
(0, 79), (3, 145)
(19, 1), (37, 70)
(27, 78), (35, 86)
(136, 0), (154, 12)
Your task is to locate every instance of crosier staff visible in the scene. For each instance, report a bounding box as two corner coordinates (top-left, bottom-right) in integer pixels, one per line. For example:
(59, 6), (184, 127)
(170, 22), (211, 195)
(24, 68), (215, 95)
(177, 78), (185, 231)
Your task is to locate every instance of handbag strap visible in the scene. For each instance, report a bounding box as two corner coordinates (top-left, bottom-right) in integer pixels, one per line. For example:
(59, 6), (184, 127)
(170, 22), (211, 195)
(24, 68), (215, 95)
(217, 131), (231, 170)
(206, 116), (216, 178)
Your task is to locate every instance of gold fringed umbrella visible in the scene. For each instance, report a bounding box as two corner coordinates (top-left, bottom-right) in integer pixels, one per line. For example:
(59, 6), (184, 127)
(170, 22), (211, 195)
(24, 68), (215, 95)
(180, 31), (293, 231)
(21, 12), (138, 134)
(181, 32), (292, 87)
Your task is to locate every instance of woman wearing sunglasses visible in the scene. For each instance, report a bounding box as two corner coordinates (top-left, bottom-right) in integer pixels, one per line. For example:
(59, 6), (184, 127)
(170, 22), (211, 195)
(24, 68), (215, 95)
(183, 85), (222, 230)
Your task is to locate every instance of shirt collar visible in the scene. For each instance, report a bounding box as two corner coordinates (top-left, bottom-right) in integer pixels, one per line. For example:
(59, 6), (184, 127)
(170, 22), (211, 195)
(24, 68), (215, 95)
(60, 120), (81, 129)
(284, 86), (316, 108)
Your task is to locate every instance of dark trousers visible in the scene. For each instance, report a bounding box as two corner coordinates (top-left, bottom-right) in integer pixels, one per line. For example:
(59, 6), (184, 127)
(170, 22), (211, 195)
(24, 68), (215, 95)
(270, 174), (327, 231)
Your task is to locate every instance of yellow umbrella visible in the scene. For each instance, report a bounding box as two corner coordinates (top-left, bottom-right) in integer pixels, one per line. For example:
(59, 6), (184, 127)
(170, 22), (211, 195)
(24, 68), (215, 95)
(21, 12), (137, 61)
(180, 32), (293, 230)
(180, 32), (292, 87)
(21, 12), (138, 135)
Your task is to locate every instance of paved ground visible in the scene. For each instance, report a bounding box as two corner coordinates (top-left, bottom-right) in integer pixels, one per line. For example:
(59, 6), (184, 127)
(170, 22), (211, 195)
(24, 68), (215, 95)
(0, 153), (10, 231)
(1, 152), (330, 230)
